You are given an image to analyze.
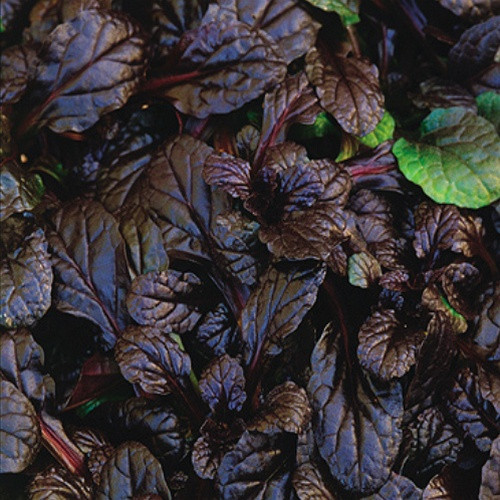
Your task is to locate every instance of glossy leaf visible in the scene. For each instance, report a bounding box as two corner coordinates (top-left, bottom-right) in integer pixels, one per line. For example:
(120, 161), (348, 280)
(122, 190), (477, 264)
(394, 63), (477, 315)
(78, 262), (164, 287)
(302, 0), (360, 24)
(241, 262), (326, 365)
(126, 270), (205, 333)
(292, 462), (337, 500)
(204, 0), (320, 63)
(0, 44), (38, 105)
(48, 199), (131, 348)
(203, 153), (252, 199)
(0, 380), (41, 473)
(217, 431), (294, 498)
(410, 78), (477, 112)
(99, 397), (186, 463)
(357, 111), (395, 148)
(306, 48), (385, 136)
(96, 442), (171, 500)
(347, 252), (382, 288)
(477, 91), (500, 132)
(394, 107), (500, 208)
(480, 435), (500, 499)
(160, 21), (287, 118)
(0, 227), (53, 329)
(368, 472), (422, 500)
(29, 465), (93, 499)
(308, 324), (404, 495)
(437, 0), (500, 19)
(23, 11), (148, 133)
(0, 329), (54, 411)
(248, 381), (311, 434)
(199, 354), (246, 412)
(115, 326), (191, 395)
(357, 309), (424, 381)
(195, 303), (236, 356)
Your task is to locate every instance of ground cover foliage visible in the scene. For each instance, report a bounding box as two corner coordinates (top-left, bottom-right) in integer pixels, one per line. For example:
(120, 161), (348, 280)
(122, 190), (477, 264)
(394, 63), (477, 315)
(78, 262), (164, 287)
(0, 0), (499, 498)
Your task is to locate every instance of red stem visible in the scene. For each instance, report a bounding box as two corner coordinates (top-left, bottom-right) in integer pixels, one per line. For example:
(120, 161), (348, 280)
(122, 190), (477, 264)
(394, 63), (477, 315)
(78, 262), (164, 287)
(141, 71), (203, 93)
(345, 162), (395, 178)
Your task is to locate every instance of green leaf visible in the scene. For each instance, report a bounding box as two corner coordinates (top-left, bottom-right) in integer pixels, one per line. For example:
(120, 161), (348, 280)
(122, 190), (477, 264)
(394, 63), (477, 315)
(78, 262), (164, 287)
(303, 0), (360, 24)
(393, 107), (500, 208)
(290, 112), (338, 140)
(357, 111), (394, 147)
(476, 92), (500, 133)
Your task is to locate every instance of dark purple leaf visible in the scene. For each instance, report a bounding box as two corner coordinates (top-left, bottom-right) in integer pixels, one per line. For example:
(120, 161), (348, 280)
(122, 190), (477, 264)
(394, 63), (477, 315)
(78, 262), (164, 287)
(480, 435), (500, 498)
(444, 366), (499, 452)
(199, 354), (246, 412)
(203, 153), (252, 199)
(48, 199), (131, 349)
(406, 407), (463, 479)
(421, 285), (468, 334)
(368, 472), (422, 500)
(473, 283), (500, 359)
(449, 16), (500, 81)
(204, 0), (320, 63)
(96, 442), (171, 500)
(212, 212), (260, 287)
(126, 270), (205, 333)
(29, 465), (93, 499)
(158, 21), (287, 118)
(98, 397), (186, 463)
(115, 326), (191, 396)
(357, 309), (425, 380)
(441, 262), (480, 319)
(292, 462), (337, 500)
(0, 380), (41, 473)
(0, 227), (53, 328)
(0, 329), (55, 411)
(195, 303), (236, 356)
(0, 44), (38, 105)
(241, 262), (326, 366)
(255, 73), (320, 163)
(308, 324), (404, 495)
(0, 0), (31, 34)
(306, 47), (385, 136)
(23, 10), (149, 133)
(248, 381), (311, 434)
(437, 0), (500, 19)
(450, 213), (486, 258)
(0, 163), (44, 222)
(410, 78), (477, 112)
(217, 431), (294, 499)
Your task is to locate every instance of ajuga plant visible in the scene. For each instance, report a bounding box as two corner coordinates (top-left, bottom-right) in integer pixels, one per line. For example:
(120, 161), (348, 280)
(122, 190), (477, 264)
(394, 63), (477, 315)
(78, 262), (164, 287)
(1, 0), (499, 498)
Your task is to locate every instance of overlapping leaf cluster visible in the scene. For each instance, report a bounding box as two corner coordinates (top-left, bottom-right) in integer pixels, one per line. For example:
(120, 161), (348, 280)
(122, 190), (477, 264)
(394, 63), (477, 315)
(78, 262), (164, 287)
(1, 0), (499, 498)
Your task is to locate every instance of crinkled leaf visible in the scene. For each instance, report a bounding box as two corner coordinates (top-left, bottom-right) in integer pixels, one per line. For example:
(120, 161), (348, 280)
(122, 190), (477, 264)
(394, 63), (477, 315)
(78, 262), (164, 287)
(367, 472), (422, 500)
(22, 11), (148, 133)
(405, 312), (458, 422)
(302, 0), (360, 24)
(0, 0), (31, 34)
(413, 202), (459, 260)
(199, 354), (246, 412)
(204, 0), (320, 63)
(29, 465), (93, 499)
(422, 464), (479, 499)
(217, 431), (294, 499)
(308, 324), (404, 495)
(192, 434), (224, 481)
(438, 0), (500, 20)
(126, 270), (206, 333)
(473, 283), (500, 359)
(450, 212), (485, 258)
(480, 434), (500, 498)
(394, 107), (500, 208)
(1, 227), (53, 329)
(0, 380), (41, 473)
(421, 285), (468, 334)
(99, 397), (186, 463)
(348, 252), (382, 288)
(357, 309), (425, 381)
(96, 442), (171, 500)
(195, 303), (236, 356)
(255, 73), (320, 162)
(444, 366), (499, 452)
(0, 329), (54, 411)
(248, 381), (311, 434)
(477, 91), (500, 132)
(159, 21), (287, 118)
(449, 16), (500, 81)
(0, 164), (44, 222)
(48, 199), (131, 349)
(292, 462), (336, 500)
(441, 262), (480, 319)
(0, 44), (38, 105)
(410, 78), (477, 112)
(241, 262), (326, 365)
(115, 326), (191, 395)
(212, 212), (260, 286)
(406, 407), (462, 479)
(306, 48), (385, 136)
(203, 153), (252, 199)
(357, 111), (395, 148)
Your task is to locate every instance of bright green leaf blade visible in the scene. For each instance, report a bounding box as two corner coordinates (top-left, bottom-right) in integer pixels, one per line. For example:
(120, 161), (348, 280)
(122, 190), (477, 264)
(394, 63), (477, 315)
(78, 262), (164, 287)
(476, 92), (500, 133)
(303, 0), (360, 24)
(393, 107), (500, 209)
(357, 111), (395, 147)
(291, 112), (338, 140)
